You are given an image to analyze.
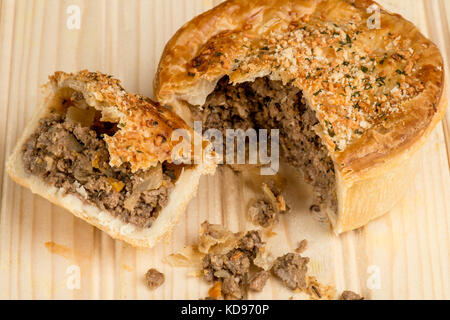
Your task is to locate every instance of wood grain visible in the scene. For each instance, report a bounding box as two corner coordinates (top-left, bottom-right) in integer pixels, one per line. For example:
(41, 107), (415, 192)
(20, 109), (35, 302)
(0, 0), (448, 300)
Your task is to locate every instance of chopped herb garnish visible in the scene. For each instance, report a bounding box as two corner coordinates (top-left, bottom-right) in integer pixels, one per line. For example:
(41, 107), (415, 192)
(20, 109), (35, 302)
(345, 34), (352, 45)
(314, 89), (323, 96)
(376, 76), (386, 86)
(328, 128), (336, 137)
(261, 46), (270, 51)
(396, 69), (406, 75)
(361, 66), (368, 72)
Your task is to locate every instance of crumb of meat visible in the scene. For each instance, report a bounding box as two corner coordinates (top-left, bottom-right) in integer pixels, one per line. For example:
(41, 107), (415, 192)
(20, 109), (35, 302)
(249, 200), (277, 228)
(272, 253), (310, 290)
(340, 290), (364, 300)
(145, 268), (165, 290)
(249, 270), (270, 292)
(248, 183), (289, 228)
(201, 230), (265, 299)
(177, 222), (359, 300)
(237, 230), (264, 259)
(295, 239), (308, 254)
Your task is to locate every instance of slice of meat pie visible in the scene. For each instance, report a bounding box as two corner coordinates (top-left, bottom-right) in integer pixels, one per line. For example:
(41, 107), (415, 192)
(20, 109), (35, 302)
(8, 70), (216, 247)
(155, 0), (447, 233)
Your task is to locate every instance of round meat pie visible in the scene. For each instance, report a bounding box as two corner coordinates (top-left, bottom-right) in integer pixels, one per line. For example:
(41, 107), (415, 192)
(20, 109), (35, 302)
(155, 0), (447, 233)
(8, 71), (216, 247)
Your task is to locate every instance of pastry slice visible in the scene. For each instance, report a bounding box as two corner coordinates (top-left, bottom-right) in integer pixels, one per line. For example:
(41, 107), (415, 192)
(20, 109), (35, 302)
(155, 0), (447, 233)
(7, 70), (216, 247)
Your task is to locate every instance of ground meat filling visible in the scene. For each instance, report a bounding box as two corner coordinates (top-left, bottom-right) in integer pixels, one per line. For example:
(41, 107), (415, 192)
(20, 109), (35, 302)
(339, 290), (364, 300)
(202, 230), (265, 299)
(198, 76), (337, 213)
(145, 268), (165, 290)
(22, 111), (175, 228)
(272, 253), (309, 290)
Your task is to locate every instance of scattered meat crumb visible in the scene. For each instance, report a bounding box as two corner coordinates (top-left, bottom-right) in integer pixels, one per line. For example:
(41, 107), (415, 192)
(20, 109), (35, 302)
(171, 221), (362, 300)
(272, 253), (309, 290)
(145, 268), (165, 290)
(340, 290), (364, 300)
(249, 270), (270, 292)
(295, 239), (308, 254)
(248, 183), (289, 228)
(249, 200), (277, 228)
(201, 229), (265, 299)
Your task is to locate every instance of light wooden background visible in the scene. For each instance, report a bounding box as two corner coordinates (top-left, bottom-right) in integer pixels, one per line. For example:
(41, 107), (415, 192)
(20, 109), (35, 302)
(0, 0), (449, 300)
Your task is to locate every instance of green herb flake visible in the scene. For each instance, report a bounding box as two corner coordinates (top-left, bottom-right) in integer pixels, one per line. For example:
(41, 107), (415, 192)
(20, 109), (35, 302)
(328, 128), (336, 137)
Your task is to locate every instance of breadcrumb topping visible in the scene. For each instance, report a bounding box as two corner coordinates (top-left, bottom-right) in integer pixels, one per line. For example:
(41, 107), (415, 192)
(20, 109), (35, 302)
(186, 5), (442, 153)
(51, 71), (191, 172)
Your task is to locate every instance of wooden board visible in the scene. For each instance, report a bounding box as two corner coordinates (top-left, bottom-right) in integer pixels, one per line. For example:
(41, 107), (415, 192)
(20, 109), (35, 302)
(0, 0), (449, 300)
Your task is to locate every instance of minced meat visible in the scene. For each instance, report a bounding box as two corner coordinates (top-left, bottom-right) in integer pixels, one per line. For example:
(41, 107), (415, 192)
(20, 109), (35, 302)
(340, 290), (364, 300)
(248, 270), (270, 292)
(248, 200), (277, 228)
(272, 253), (309, 290)
(22, 111), (175, 228)
(196, 76), (337, 214)
(202, 230), (265, 299)
(145, 268), (165, 290)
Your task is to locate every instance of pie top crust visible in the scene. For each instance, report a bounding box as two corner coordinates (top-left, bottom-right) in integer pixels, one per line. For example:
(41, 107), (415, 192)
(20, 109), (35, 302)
(49, 71), (192, 172)
(155, 0), (446, 178)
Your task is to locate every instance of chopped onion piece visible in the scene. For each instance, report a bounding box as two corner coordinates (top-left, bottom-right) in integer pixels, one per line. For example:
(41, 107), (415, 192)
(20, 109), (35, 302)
(66, 106), (96, 127)
(134, 163), (163, 193)
(262, 183), (279, 214)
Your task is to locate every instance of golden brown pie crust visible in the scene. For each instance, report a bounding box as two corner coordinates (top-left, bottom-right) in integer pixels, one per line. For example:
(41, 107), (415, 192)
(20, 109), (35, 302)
(154, 0), (447, 233)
